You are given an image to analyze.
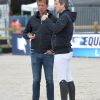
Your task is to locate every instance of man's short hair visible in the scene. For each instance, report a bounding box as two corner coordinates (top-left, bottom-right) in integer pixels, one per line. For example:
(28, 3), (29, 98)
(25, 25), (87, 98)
(58, 0), (68, 9)
(36, 0), (48, 5)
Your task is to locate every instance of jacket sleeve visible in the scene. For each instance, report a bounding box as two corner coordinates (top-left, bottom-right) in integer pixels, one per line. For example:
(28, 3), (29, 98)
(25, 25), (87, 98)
(44, 13), (70, 34)
(23, 19), (32, 39)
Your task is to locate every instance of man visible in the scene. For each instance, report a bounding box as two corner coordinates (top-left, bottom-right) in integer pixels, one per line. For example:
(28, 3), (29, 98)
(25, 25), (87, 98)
(23, 0), (56, 100)
(36, 0), (76, 100)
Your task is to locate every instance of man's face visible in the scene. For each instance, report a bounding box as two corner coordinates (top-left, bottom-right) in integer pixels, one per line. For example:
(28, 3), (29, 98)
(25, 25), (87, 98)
(54, 0), (64, 13)
(37, 1), (48, 15)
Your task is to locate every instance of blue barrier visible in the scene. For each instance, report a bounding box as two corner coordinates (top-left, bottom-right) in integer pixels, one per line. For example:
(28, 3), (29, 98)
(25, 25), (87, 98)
(11, 34), (100, 57)
(72, 34), (100, 58)
(73, 48), (100, 57)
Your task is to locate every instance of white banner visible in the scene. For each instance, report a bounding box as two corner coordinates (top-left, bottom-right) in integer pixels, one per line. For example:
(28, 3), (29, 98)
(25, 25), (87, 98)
(71, 34), (100, 48)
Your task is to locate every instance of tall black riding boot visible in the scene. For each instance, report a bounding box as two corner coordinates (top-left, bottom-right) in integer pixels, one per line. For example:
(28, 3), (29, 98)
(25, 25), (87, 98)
(59, 80), (69, 100)
(68, 81), (75, 100)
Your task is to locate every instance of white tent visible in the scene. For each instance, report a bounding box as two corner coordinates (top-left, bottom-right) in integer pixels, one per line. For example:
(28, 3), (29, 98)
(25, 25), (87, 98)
(21, 0), (54, 15)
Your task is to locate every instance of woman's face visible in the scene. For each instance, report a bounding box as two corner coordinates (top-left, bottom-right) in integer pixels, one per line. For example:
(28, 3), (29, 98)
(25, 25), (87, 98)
(54, 0), (64, 13)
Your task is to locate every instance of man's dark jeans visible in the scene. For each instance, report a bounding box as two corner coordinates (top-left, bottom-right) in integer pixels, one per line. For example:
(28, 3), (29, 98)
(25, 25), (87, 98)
(31, 52), (54, 100)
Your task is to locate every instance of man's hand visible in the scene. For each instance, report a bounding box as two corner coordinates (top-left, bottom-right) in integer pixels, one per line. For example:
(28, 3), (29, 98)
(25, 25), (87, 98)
(41, 13), (48, 21)
(44, 50), (55, 55)
(27, 33), (36, 39)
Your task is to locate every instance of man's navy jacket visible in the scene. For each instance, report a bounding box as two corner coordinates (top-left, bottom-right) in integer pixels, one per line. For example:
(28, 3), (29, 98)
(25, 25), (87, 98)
(23, 10), (57, 53)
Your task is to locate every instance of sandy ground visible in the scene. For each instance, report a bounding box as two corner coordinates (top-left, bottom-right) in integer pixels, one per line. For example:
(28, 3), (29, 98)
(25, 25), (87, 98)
(0, 53), (100, 100)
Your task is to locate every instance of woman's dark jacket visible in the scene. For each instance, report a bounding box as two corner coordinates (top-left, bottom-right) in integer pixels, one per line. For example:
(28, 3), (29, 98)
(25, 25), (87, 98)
(37, 9), (76, 54)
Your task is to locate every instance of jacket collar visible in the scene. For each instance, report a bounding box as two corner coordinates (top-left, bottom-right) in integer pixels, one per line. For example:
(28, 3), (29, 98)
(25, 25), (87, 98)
(59, 9), (70, 16)
(35, 10), (52, 18)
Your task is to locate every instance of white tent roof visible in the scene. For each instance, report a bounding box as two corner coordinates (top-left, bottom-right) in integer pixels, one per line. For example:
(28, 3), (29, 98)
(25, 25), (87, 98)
(21, 0), (54, 15)
(21, 2), (37, 12)
(21, 0), (100, 13)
